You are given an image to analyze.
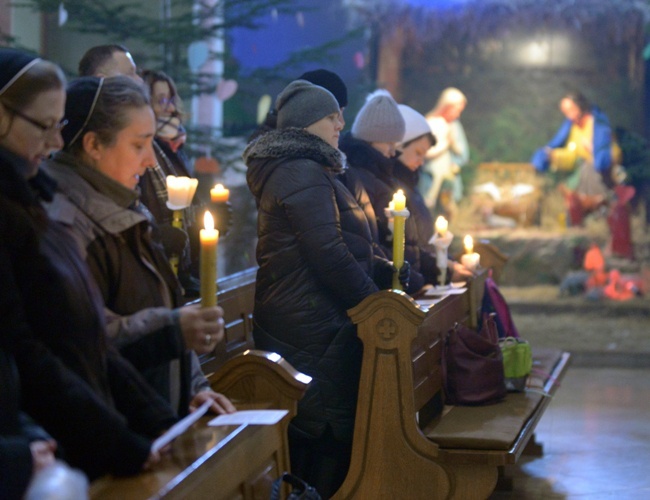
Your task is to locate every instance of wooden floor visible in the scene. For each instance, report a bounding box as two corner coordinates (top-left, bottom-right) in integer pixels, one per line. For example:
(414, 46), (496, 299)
(490, 366), (650, 499)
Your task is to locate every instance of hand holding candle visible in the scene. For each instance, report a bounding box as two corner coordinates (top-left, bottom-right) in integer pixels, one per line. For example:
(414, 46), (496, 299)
(460, 235), (480, 272)
(200, 211), (219, 307)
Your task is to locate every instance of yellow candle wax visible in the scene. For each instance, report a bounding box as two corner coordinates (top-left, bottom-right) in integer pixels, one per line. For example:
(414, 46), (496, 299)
(464, 234), (474, 255)
(435, 216), (448, 237)
(200, 211), (219, 307)
(391, 190), (407, 291)
(210, 183), (230, 203)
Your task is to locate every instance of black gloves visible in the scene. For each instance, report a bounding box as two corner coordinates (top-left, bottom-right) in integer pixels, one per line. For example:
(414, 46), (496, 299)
(398, 261), (410, 290)
(158, 224), (189, 258)
(373, 258), (411, 291)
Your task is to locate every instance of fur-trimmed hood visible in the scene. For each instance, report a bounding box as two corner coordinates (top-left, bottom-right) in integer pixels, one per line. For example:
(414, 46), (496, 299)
(244, 127), (344, 199)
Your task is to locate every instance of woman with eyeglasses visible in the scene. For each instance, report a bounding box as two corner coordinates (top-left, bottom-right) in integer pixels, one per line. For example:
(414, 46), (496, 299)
(0, 48), (179, 492)
(138, 69), (231, 297)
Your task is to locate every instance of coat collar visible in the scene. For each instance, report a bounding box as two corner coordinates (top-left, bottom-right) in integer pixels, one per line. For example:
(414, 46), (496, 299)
(42, 152), (145, 235)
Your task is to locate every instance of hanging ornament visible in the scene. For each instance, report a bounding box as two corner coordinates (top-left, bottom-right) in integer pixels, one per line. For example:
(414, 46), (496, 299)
(354, 51), (365, 69)
(188, 41), (209, 72)
(58, 3), (68, 27)
(216, 79), (238, 102)
(257, 94), (272, 124)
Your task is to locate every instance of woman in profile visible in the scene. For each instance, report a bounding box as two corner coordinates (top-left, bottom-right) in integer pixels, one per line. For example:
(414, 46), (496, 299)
(42, 75), (235, 418)
(0, 48), (175, 487)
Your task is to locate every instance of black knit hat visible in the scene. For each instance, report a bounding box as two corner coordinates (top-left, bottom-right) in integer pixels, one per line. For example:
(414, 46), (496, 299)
(275, 80), (340, 130)
(0, 48), (41, 96)
(63, 76), (104, 148)
(298, 69), (348, 108)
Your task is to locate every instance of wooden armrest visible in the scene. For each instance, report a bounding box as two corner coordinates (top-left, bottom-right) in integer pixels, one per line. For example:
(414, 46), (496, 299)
(208, 349), (311, 418)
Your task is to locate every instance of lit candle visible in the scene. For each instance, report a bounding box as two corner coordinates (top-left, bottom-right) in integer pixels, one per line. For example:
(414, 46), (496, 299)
(393, 189), (406, 211)
(210, 183), (230, 203)
(166, 175), (198, 209)
(460, 235), (480, 271)
(461, 252), (480, 272)
(435, 216), (448, 237)
(464, 235), (474, 254)
(391, 189), (407, 291)
(200, 211), (219, 307)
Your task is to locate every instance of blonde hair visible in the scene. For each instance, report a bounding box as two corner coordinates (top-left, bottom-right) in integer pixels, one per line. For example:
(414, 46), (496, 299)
(426, 87), (467, 118)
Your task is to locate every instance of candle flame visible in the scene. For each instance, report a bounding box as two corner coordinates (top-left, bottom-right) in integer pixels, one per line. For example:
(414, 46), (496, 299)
(435, 216), (448, 236)
(396, 189), (403, 196)
(213, 183), (224, 191)
(204, 211), (215, 231)
(464, 234), (474, 254)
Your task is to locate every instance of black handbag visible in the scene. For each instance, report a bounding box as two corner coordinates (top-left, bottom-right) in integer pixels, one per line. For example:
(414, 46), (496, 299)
(270, 472), (322, 500)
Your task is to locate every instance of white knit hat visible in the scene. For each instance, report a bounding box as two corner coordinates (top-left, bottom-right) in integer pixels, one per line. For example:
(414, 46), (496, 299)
(398, 104), (435, 145)
(351, 89), (405, 143)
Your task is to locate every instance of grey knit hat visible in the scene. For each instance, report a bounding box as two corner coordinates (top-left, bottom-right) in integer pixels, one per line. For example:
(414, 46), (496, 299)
(351, 89), (405, 143)
(275, 80), (340, 129)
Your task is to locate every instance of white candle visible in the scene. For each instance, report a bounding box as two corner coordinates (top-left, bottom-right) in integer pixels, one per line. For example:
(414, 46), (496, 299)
(461, 252), (480, 271)
(435, 216), (448, 237)
(464, 235), (474, 255)
(166, 175), (198, 209)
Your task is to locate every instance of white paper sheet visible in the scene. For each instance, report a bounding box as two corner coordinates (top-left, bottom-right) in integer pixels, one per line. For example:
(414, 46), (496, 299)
(208, 409), (288, 427)
(424, 285), (467, 296)
(151, 399), (212, 452)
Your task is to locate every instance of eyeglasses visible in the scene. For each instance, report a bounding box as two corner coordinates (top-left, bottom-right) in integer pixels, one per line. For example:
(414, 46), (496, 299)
(156, 96), (176, 108)
(3, 103), (68, 135)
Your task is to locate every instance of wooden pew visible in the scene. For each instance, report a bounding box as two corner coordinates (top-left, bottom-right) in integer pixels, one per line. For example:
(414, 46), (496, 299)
(332, 278), (570, 499)
(197, 267), (257, 375)
(90, 349), (310, 500)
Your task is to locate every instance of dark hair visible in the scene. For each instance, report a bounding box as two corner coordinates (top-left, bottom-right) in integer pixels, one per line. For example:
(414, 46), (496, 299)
(65, 75), (150, 155)
(141, 69), (184, 117)
(563, 91), (591, 115)
(78, 44), (130, 77)
(0, 60), (65, 111)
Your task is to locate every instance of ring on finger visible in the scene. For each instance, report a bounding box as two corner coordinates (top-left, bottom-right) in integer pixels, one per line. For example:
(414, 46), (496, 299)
(205, 334), (211, 346)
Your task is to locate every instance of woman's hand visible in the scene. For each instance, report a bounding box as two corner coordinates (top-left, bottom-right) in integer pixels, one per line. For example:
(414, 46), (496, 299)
(30, 439), (57, 473)
(178, 304), (224, 354)
(190, 390), (237, 415)
(450, 260), (474, 281)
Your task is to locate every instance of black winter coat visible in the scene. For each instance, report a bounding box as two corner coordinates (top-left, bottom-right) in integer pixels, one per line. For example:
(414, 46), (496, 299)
(244, 128), (379, 442)
(339, 133), (428, 291)
(0, 147), (177, 482)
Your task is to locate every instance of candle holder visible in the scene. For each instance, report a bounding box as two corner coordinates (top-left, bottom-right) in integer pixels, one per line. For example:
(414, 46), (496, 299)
(165, 176), (198, 276)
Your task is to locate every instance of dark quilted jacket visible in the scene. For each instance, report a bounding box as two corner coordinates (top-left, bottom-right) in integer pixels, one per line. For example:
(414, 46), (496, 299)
(244, 128), (379, 441)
